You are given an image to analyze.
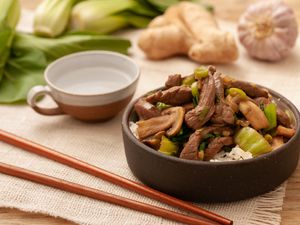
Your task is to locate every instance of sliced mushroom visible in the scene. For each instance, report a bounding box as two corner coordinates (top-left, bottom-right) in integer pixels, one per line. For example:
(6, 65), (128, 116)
(137, 107), (185, 140)
(239, 100), (269, 130)
(142, 131), (165, 150)
(225, 95), (239, 113)
(271, 136), (284, 149)
(276, 125), (295, 138)
(162, 107), (185, 136)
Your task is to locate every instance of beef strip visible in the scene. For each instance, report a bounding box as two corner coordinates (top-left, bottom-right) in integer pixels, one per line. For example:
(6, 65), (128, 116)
(254, 97), (291, 127)
(184, 69), (216, 130)
(165, 74), (182, 88)
(204, 137), (234, 161)
(211, 72), (235, 125)
(180, 126), (233, 160)
(182, 102), (194, 113)
(179, 130), (202, 160)
(134, 98), (161, 120)
(222, 75), (269, 98)
(254, 97), (271, 106)
(146, 86), (192, 105)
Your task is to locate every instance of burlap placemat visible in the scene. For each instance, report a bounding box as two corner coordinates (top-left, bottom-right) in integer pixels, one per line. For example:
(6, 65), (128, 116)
(0, 10), (299, 225)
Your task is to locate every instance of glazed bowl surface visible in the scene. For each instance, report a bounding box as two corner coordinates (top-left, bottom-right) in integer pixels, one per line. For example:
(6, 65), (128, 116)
(122, 86), (300, 202)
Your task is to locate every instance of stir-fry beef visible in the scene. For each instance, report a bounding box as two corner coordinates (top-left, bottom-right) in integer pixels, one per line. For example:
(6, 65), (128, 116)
(254, 97), (271, 106)
(211, 73), (235, 125)
(182, 102), (194, 113)
(165, 74), (182, 88)
(185, 72), (216, 130)
(204, 137), (234, 161)
(132, 66), (296, 162)
(179, 130), (202, 160)
(180, 126), (233, 160)
(134, 98), (161, 120)
(222, 75), (269, 98)
(146, 86), (192, 105)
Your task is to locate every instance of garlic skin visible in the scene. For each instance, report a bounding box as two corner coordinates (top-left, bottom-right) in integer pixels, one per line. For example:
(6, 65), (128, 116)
(238, 0), (298, 61)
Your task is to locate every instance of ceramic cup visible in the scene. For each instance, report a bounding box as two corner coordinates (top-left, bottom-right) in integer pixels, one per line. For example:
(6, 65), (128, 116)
(27, 51), (140, 122)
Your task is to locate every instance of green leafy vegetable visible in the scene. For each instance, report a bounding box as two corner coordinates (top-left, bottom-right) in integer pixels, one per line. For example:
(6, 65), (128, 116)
(0, 0), (20, 81)
(234, 127), (272, 156)
(0, 49), (47, 103)
(34, 0), (80, 37)
(70, 0), (134, 34)
(198, 142), (207, 151)
(0, 32), (131, 103)
(170, 123), (192, 144)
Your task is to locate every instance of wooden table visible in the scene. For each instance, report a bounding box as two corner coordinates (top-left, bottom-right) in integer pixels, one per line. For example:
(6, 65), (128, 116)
(1, 0), (299, 224)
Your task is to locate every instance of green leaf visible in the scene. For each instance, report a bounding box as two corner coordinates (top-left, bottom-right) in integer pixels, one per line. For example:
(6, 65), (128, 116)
(12, 33), (131, 62)
(0, 49), (47, 103)
(0, 32), (131, 103)
(0, 0), (21, 81)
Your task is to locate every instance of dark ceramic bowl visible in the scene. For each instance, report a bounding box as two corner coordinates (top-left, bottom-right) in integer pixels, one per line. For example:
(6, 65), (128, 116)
(122, 86), (300, 202)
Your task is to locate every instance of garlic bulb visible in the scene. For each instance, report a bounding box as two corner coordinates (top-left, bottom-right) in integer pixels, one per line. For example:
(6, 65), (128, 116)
(238, 0), (298, 61)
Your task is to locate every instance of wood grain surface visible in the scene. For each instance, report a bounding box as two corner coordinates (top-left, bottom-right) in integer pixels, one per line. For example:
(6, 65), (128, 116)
(1, 0), (299, 225)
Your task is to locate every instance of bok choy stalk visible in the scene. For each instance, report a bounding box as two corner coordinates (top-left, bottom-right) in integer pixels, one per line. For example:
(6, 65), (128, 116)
(34, 0), (81, 37)
(0, 0), (20, 81)
(70, 0), (154, 33)
(0, 33), (131, 103)
(70, 0), (134, 34)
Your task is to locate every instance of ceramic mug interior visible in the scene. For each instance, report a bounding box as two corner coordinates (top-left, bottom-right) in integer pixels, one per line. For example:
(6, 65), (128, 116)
(27, 51), (140, 121)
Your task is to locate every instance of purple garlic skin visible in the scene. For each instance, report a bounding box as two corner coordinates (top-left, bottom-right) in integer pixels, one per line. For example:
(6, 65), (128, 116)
(238, 0), (298, 61)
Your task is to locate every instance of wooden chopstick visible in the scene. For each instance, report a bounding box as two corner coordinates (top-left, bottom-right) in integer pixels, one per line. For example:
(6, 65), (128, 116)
(0, 162), (213, 225)
(0, 130), (232, 225)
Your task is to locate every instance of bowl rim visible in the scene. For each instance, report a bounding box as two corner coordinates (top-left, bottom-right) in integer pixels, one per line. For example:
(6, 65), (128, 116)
(44, 50), (140, 97)
(122, 84), (300, 167)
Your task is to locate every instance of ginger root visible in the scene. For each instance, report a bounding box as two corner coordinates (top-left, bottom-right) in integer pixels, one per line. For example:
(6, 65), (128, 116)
(138, 2), (238, 64)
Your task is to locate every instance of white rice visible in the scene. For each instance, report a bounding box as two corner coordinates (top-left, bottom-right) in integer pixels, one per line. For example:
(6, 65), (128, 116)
(129, 122), (139, 139)
(210, 145), (253, 162)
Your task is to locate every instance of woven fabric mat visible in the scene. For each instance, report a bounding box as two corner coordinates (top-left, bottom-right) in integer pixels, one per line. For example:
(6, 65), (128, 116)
(0, 10), (299, 225)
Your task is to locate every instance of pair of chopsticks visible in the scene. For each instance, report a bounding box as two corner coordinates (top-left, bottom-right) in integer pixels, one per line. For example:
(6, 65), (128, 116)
(0, 130), (232, 225)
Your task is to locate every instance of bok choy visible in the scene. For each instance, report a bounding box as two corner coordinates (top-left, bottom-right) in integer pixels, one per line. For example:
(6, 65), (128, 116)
(0, 0), (20, 81)
(0, 33), (131, 103)
(34, 0), (81, 37)
(33, 0), (213, 37)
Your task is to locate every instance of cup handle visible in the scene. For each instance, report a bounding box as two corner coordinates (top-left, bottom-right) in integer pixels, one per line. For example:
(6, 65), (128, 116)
(27, 85), (65, 115)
